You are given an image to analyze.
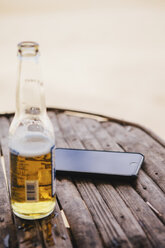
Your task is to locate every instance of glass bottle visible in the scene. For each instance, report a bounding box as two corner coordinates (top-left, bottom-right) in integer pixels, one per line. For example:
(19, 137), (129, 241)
(9, 41), (56, 220)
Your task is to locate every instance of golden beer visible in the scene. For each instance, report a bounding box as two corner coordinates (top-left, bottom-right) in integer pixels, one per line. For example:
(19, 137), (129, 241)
(10, 148), (56, 219)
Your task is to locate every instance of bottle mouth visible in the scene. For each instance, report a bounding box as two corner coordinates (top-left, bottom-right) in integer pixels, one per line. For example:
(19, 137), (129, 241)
(18, 41), (39, 56)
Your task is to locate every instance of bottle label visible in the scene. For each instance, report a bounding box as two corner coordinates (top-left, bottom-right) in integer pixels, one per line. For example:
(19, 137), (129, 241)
(10, 146), (56, 203)
(25, 180), (39, 202)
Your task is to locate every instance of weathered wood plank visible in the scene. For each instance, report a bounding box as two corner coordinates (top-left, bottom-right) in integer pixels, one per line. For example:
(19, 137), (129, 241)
(48, 112), (69, 149)
(75, 179), (132, 248)
(57, 178), (103, 248)
(0, 117), (10, 181)
(82, 117), (165, 247)
(49, 112), (103, 248)
(57, 113), (132, 248)
(103, 122), (165, 225)
(0, 147), (17, 247)
(0, 117), (10, 140)
(69, 115), (151, 248)
(81, 120), (165, 227)
(125, 125), (165, 156)
(103, 122), (165, 193)
(1, 110), (165, 247)
(135, 170), (165, 225)
(115, 183), (165, 248)
(96, 182), (151, 248)
(56, 112), (84, 149)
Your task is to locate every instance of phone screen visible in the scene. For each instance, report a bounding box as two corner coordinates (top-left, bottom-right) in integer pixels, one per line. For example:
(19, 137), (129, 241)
(55, 148), (144, 177)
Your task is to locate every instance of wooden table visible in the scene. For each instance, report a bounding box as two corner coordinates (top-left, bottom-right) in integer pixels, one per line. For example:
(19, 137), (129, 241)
(0, 109), (165, 248)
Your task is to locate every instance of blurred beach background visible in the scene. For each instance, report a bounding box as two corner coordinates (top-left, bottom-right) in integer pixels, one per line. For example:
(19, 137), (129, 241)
(0, 0), (165, 139)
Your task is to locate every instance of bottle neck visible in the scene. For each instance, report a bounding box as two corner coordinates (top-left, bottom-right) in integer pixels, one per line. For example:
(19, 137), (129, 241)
(16, 53), (46, 117)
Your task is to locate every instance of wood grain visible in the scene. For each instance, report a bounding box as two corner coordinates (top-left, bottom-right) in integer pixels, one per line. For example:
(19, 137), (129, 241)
(50, 111), (103, 248)
(69, 115), (151, 248)
(57, 178), (103, 248)
(0, 145), (17, 247)
(103, 122), (165, 193)
(0, 117), (10, 181)
(56, 113), (132, 247)
(1, 110), (165, 247)
(82, 116), (165, 247)
(135, 170), (165, 225)
(115, 184), (165, 248)
(103, 122), (165, 225)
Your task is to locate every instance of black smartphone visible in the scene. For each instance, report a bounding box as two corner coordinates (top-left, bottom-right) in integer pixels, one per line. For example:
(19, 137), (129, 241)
(55, 148), (144, 177)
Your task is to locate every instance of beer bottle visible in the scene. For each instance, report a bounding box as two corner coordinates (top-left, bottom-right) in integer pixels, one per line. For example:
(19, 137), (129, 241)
(9, 41), (56, 219)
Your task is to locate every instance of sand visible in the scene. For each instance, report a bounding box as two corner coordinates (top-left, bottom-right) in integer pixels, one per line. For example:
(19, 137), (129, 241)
(0, 0), (165, 139)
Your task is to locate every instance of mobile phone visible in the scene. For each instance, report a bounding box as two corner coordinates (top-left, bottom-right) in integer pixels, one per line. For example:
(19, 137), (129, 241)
(55, 148), (144, 177)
